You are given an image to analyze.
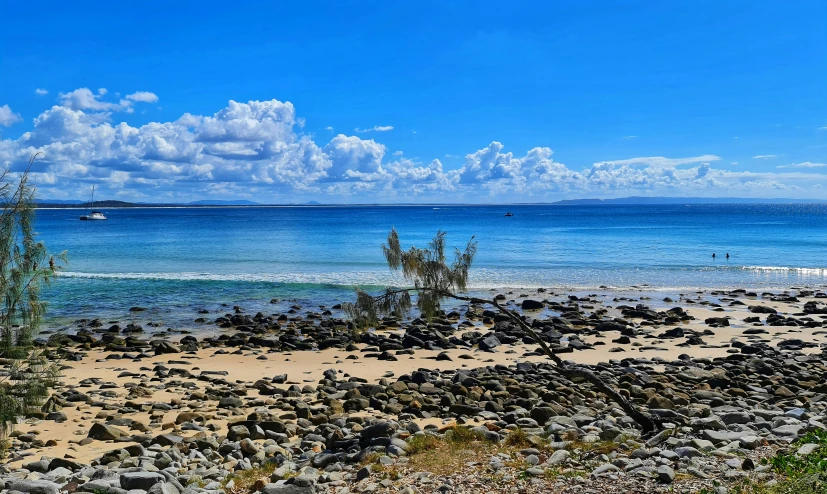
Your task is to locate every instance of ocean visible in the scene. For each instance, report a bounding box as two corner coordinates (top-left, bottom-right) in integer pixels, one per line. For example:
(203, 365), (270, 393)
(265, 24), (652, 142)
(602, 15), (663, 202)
(36, 203), (827, 331)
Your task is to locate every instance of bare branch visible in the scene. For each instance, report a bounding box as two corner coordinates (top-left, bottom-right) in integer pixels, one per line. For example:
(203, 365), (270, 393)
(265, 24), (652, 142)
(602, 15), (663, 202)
(348, 229), (663, 434)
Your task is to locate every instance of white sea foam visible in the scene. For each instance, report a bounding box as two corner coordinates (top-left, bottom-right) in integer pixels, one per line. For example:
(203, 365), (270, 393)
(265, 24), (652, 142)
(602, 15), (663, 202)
(59, 269), (550, 289)
(739, 266), (827, 276)
(59, 264), (827, 292)
(60, 270), (403, 285)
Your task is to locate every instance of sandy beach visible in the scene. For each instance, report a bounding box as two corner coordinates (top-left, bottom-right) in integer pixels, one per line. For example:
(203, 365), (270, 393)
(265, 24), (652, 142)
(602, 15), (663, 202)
(7, 286), (826, 476)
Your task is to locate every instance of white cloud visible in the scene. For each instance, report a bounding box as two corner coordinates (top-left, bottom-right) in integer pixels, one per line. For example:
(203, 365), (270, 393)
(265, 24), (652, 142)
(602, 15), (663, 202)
(622, 135), (637, 139)
(592, 155), (720, 169)
(355, 125), (394, 133)
(695, 163), (710, 179)
(0, 105), (22, 127)
(451, 143), (583, 195)
(323, 134), (387, 180)
(34, 88), (48, 96)
(753, 154), (777, 159)
(58, 87), (159, 113)
(324, 126), (334, 131)
(386, 158), (453, 194)
(2, 92), (825, 202)
(777, 162), (826, 169)
(125, 91), (159, 103)
(59, 88), (130, 112)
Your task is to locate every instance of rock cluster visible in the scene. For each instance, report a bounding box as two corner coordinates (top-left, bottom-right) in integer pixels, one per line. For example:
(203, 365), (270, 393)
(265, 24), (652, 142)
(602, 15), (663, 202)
(7, 288), (827, 493)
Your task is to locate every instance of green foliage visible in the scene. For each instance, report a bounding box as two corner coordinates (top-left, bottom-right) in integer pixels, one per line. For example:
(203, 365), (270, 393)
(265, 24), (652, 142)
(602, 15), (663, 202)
(708, 475), (827, 494)
(766, 475), (827, 494)
(700, 429), (827, 494)
(769, 428), (827, 480)
(0, 155), (64, 442)
(344, 228), (476, 327)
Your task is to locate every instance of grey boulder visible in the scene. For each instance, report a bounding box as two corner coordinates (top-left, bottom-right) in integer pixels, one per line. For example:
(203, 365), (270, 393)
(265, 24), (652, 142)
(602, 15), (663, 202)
(120, 472), (165, 491)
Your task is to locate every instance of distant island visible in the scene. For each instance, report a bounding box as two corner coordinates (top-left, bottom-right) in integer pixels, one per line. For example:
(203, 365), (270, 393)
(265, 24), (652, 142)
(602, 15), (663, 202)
(36, 199), (262, 208)
(548, 196), (827, 205)
(35, 196), (827, 208)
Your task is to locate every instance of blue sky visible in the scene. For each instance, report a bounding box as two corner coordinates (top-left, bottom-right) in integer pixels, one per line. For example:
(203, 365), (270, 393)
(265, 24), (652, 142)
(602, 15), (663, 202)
(1, 1), (825, 202)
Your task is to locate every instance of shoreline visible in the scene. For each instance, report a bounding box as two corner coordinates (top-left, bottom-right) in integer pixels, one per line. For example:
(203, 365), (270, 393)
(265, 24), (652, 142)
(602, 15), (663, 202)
(7, 285), (827, 492)
(41, 283), (827, 336)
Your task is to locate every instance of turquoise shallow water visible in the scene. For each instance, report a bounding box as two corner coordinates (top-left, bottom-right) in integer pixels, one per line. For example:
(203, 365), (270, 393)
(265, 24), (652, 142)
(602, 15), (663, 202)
(35, 204), (827, 330)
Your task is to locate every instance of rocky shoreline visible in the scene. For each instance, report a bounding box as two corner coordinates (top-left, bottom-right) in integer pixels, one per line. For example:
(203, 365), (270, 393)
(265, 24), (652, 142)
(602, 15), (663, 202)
(3, 287), (827, 493)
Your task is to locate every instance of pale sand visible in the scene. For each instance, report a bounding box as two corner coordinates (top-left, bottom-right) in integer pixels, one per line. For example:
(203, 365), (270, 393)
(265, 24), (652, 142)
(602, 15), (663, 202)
(8, 293), (827, 467)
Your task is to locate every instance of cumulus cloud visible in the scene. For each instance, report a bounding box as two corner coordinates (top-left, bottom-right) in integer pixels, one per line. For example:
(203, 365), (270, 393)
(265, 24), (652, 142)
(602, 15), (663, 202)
(58, 87), (158, 113)
(34, 88), (48, 96)
(323, 134), (386, 180)
(59, 88), (129, 112)
(595, 155), (721, 168)
(695, 163), (710, 179)
(355, 125), (393, 133)
(125, 91), (159, 103)
(0, 91), (824, 202)
(0, 105), (22, 127)
(387, 158), (453, 194)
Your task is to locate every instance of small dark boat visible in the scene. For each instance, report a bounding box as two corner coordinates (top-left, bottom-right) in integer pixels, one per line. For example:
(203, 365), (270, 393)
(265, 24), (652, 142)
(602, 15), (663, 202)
(504, 212), (514, 217)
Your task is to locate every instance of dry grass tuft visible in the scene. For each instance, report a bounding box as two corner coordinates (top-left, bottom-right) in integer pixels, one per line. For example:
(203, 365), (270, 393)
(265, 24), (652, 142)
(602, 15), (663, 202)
(503, 428), (532, 449)
(406, 433), (441, 455)
(402, 426), (504, 476)
(566, 439), (620, 457)
(222, 462), (279, 494)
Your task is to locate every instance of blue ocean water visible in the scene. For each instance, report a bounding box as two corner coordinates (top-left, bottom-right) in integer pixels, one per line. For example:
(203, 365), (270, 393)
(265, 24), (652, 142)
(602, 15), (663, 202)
(35, 204), (827, 329)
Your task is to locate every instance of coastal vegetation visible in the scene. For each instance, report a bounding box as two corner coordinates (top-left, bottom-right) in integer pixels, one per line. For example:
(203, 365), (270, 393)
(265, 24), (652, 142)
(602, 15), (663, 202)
(697, 430), (827, 493)
(0, 156), (63, 450)
(344, 228), (663, 432)
(758, 428), (827, 493)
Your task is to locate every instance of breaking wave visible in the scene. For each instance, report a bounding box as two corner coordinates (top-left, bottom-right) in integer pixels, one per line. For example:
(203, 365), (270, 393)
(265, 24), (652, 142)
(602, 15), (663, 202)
(739, 266), (827, 276)
(59, 264), (827, 292)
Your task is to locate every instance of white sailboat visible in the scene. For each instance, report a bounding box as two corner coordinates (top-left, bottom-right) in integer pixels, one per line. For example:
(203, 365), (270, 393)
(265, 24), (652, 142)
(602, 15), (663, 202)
(79, 185), (107, 220)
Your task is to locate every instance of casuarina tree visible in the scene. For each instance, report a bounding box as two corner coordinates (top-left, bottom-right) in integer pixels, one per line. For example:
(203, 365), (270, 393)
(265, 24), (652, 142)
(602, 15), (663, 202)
(344, 228), (662, 433)
(0, 154), (63, 448)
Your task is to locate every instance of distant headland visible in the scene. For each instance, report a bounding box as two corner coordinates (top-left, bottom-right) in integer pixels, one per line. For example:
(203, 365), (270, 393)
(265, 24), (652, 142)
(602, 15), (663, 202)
(35, 196), (827, 208)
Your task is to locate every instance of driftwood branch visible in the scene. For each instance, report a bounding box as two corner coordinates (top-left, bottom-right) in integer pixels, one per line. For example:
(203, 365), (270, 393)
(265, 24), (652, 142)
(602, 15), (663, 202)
(436, 290), (662, 433)
(349, 228), (662, 434)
